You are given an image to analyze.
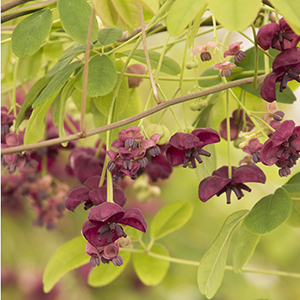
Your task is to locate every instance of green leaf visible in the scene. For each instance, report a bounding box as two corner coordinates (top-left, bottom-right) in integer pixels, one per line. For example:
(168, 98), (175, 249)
(133, 244), (170, 286)
(122, 50), (181, 76)
(150, 201), (193, 240)
(58, 44), (90, 62)
(195, 144), (216, 182)
(232, 222), (260, 273)
(33, 61), (81, 108)
(51, 90), (62, 126)
(282, 172), (300, 198)
(91, 0), (119, 27)
(11, 9), (53, 58)
(88, 250), (131, 287)
(74, 55), (117, 97)
(124, 226), (143, 242)
(111, 0), (141, 30)
(138, 0), (159, 14)
(167, 0), (207, 36)
(97, 27), (123, 45)
(197, 210), (248, 299)
(57, 0), (98, 44)
(15, 76), (51, 129)
(43, 42), (64, 60)
(286, 202), (300, 228)
(244, 188), (293, 234)
(72, 88), (93, 113)
(188, 8), (205, 47)
(207, 0), (261, 31)
(269, 0), (300, 35)
(43, 236), (89, 293)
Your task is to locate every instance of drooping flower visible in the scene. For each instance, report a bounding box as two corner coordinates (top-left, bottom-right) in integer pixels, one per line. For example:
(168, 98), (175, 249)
(165, 128), (220, 168)
(242, 138), (263, 163)
(260, 120), (300, 176)
(224, 42), (245, 64)
(82, 202), (147, 247)
(126, 64), (146, 88)
(192, 42), (219, 61)
(198, 165), (266, 204)
(257, 18), (300, 51)
(213, 61), (237, 77)
(260, 47), (300, 102)
(263, 102), (285, 124)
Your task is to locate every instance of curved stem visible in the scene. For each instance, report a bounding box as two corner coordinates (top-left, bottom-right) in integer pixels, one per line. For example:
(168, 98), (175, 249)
(226, 91), (232, 178)
(251, 24), (259, 89)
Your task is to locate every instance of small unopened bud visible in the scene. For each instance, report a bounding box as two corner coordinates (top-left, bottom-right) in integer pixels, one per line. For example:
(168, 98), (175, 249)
(185, 60), (199, 69)
(273, 110), (285, 121)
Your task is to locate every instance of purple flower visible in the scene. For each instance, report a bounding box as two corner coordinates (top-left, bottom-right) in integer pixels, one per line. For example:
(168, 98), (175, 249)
(257, 18), (300, 51)
(165, 128), (220, 168)
(126, 64), (146, 88)
(260, 120), (300, 176)
(260, 47), (300, 102)
(242, 138), (263, 163)
(82, 202), (147, 247)
(224, 42), (245, 64)
(198, 165), (266, 204)
(213, 61), (237, 77)
(192, 42), (219, 62)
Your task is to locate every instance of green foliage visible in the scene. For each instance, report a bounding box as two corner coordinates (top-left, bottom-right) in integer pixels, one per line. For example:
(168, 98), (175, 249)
(88, 251), (131, 287)
(11, 9), (53, 58)
(166, 0), (207, 36)
(282, 172), (300, 198)
(91, 0), (119, 27)
(133, 244), (170, 286)
(150, 201), (193, 240)
(43, 236), (89, 293)
(244, 188), (293, 234)
(57, 0), (98, 44)
(197, 210), (248, 299)
(138, 0), (159, 14)
(97, 27), (123, 45)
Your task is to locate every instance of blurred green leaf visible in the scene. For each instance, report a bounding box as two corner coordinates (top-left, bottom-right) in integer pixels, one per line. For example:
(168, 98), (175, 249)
(43, 236), (89, 293)
(97, 27), (123, 45)
(11, 9), (52, 57)
(43, 43), (64, 60)
(51, 90), (62, 126)
(207, 0), (261, 31)
(197, 210), (248, 299)
(58, 44), (91, 61)
(72, 87), (92, 113)
(282, 172), (300, 198)
(232, 222), (260, 273)
(57, 0), (98, 44)
(195, 144), (216, 182)
(91, 0), (119, 27)
(286, 202), (300, 227)
(138, 0), (159, 14)
(133, 244), (170, 286)
(33, 61), (81, 108)
(88, 251), (131, 287)
(167, 0), (207, 36)
(124, 226), (143, 242)
(150, 201), (193, 240)
(188, 8), (205, 47)
(244, 188), (293, 234)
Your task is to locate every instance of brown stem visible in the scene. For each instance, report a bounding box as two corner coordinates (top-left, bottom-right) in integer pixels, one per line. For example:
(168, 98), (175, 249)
(1, 0), (33, 12)
(1, 75), (266, 155)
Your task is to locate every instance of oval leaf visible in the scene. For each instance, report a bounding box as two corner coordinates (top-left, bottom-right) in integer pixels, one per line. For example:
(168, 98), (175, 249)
(138, 0), (159, 14)
(244, 188), (293, 234)
(208, 0), (261, 31)
(282, 172), (300, 198)
(88, 250), (131, 287)
(57, 0), (98, 44)
(91, 0), (119, 27)
(287, 202), (300, 228)
(167, 0), (207, 36)
(11, 9), (53, 58)
(97, 27), (123, 45)
(43, 236), (89, 293)
(133, 244), (170, 286)
(197, 210), (248, 299)
(150, 201), (193, 240)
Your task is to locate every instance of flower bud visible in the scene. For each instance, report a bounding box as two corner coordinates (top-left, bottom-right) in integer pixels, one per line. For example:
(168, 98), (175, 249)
(185, 60), (199, 69)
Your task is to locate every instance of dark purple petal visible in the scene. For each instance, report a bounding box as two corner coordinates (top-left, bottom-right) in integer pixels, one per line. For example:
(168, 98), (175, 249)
(89, 187), (107, 206)
(219, 118), (239, 141)
(64, 186), (90, 212)
(257, 22), (280, 50)
(118, 208), (148, 232)
(192, 128), (220, 146)
(273, 48), (300, 73)
(260, 139), (279, 165)
(168, 132), (202, 150)
(232, 164), (266, 184)
(212, 165), (236, 178)
(165, 145), (185, 166)
(260, 72), (282, 102)
(272, 120), (295, 146)
(84, 175), (101, 190)
(88, 202), (125, 223)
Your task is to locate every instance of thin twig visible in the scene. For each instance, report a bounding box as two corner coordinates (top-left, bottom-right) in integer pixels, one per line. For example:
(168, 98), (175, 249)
(1, 0), (33, 12)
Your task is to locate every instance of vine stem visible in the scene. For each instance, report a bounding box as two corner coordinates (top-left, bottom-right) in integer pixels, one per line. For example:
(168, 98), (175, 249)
(2, 75), (266, 155)
(1, 0), (33, 12)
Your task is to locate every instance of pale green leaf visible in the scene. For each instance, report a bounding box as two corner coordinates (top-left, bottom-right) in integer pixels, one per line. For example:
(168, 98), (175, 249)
(138, 0), (159, 14)
(244, 188), (293, 234)
(33, 61), (81, 108)
(51, 90), (62, 126)
(97, 27), (123, 45)
(133, 244), (170, 286)
(91, 0), (119, 27)
(57, 0), (98, 44)
(195, 144), (216, 182)
(282, 172), (300, 198)
(232, 222), (260, 273)
(286, 202), (300, 228)
(58, 44), (90, 62)
(150, 201), (193, 240)
(269, 0), (300, 35)
(207, 0), (261, 31)
(43, 43), (64, 60)
(188, 7), (206, 47)
(11, 9), (53, 57)
(197, 210), (248, 299)
(167, 0), (207, 36)
(43, 236), (89, 293)
(88, 251), (131, 287)
(72, 88), (93, 113)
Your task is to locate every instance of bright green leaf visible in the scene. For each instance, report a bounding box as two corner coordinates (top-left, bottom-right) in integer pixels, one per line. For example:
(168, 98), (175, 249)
(282, 172), (300, 198)
(33, 61), (81, 108)
(232, 222), (260, 273)
(97, 27), (123, 45)
(286, 202), (300, 228)
(195, 144), (216, 182)
(58, 44), (91, 62)
(57, 0), (98, 44)
(138, 0), (159, 14)
(43, 236), (89, 293)
(11, 9), (53, 58)
(124, 226), (143, 242)
(88, 251), (131, 287)
(188, 8), (205, 47)
(51, 90), (62, 126)
(46, 56), (75, 79)
(43, 42), (64, 60)
(72, 88), (93, 113)
(167, 0), (207, 36)
(207, 0), (261, 31)
(91, 0), (119, 27)
(197, 210), (248, 299)
(133, 244), (170, 286)
(269, 0), (300, 35)
(150, 201), (193, 240)
(244, 188), (293, 234)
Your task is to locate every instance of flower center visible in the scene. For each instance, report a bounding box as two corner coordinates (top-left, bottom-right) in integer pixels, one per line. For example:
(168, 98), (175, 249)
(98, 223), (127, 243)
(272, 30), (293, 50)
(183, 148), (211, 168)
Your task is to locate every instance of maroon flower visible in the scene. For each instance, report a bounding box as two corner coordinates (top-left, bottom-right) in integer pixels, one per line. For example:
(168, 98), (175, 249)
(82, 202), (147, 247)
(198, 165), (266, 204)
(257, 18), (300, 51)
(192, 42), (219, 62)
(219, 109), (254, 141)
(242, 138), (263, 163)
(213, 61), (237, 77)
(224, 42), (245, 64)
(165, 128), (220, 168)
(260, 47), (300, 102)
(260, 120), (300, 176)
(1, 106), (15, 143)
(126, 64), (146, 88)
